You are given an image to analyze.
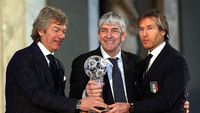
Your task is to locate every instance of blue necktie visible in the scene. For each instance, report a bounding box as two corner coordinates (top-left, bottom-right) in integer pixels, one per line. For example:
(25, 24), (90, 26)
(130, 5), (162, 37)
(47, 54), (59, 92)
(108, 58), (126, 102)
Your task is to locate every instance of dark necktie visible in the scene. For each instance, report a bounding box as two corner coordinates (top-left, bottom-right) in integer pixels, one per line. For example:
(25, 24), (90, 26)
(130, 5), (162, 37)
(143, 54), (153, 78)
(47, 54), (59, 92)
(108, 58), (126, 102)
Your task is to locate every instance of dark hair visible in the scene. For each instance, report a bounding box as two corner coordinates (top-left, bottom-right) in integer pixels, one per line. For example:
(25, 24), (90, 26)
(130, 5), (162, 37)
(137, 9), (169, 41)
(31, 6), (68, 42)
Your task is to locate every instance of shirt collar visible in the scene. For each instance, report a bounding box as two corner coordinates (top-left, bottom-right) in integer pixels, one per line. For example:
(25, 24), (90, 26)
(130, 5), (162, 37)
(100, 46), (122, 60)
(148, 41), (166, 57)
(37, 42), (54, 56)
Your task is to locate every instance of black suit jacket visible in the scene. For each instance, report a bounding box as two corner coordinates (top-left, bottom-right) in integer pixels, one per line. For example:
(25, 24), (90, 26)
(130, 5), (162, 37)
(134, 42), (190, 113)
(69, 47), (141, 105)
(6, 42), (77, 113)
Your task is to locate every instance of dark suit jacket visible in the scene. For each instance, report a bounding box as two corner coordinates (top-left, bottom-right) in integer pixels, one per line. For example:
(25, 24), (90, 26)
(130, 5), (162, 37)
(69, 47), (141, 105)
(134, 42), (190, 113)
(6, 42), (77, 113)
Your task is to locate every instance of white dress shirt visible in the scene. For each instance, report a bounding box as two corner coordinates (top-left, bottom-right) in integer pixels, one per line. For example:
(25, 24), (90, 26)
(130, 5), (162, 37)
(82, 46), (128, 102)
(37, 42), (53, 66)
(147, 42), (166, 70)
(100, 46), (128, 102)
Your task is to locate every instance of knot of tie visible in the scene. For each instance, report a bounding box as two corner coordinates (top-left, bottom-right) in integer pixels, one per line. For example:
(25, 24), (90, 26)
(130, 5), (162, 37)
(108, 58), (118, 66)
(145, 54), (153, 69)
(146, 54), (153, 61)
(143, 54), (153, 78)
(47, 54), (55, 63)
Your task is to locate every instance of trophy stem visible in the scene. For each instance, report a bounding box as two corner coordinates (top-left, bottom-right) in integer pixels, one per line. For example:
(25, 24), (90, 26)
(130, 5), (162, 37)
(92, 78), (104, 85)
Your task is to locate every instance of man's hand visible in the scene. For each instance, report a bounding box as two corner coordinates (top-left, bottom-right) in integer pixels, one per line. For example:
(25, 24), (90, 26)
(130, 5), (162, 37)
(184, 100), (189, 113)
(80, 97), (108, 113)
(107, 102), (130, 113)
(86, 80), (104, 97)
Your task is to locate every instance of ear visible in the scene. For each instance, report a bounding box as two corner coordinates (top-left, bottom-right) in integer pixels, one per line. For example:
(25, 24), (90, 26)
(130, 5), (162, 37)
(121, 32), (127, 42)
(38, 30), (44, 37)
(161, 31), (166, 37)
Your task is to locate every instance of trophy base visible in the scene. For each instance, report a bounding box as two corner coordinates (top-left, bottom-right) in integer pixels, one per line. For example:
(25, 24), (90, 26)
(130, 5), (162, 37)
(87, 107), (110, 113)
(96, 107), (110, 112)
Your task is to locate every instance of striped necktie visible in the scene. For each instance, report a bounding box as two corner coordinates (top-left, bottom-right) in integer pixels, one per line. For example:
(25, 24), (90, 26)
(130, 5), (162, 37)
(108, 58), (126, 102)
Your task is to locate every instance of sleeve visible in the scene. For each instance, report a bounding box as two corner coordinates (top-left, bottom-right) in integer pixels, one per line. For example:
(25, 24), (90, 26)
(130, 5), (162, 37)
(69, 56), (90, 99)
(11, 52), (78, 113)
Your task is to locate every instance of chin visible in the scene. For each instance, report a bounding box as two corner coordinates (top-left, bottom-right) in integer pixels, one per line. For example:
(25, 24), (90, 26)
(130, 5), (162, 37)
(143, 45), (151, 49)
(53, 47), (60, 52)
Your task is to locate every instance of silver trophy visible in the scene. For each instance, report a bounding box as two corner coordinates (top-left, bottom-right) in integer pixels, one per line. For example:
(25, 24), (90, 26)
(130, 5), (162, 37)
(84, 55), (109, 112)
(84, 55), (107, 85)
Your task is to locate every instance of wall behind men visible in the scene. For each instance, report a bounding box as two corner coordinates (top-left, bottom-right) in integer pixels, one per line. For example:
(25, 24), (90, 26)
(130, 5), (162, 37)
(47, 0), (90, 95)
(180, 0), (200, 113)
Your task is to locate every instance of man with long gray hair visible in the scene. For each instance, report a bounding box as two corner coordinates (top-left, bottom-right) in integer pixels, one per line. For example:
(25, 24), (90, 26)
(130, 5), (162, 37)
(5, 6), (107, 113)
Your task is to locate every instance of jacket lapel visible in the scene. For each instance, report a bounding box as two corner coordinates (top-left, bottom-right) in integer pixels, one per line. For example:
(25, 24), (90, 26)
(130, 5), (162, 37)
(30, 42), (55, 90)
(147, 42), (170, 77)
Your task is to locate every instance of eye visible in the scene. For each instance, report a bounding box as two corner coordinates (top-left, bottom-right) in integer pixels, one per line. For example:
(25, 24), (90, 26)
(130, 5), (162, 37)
(62, 30), (66, 34)
(53, 28), (59, 32)
(100, 29), (107, 34)
(111, 29), (120, 34)
(147, 27), (152, 30)
(139, 27), (144, 31)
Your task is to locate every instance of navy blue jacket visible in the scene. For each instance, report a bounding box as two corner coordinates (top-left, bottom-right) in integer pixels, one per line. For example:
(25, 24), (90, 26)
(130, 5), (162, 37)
(134, 42), (190, 113)
(6, 42), (77, 113)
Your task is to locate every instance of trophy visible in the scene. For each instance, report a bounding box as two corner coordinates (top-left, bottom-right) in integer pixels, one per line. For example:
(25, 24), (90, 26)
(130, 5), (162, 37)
(84, 55), (109, 112)
(84, 55), (107, 85)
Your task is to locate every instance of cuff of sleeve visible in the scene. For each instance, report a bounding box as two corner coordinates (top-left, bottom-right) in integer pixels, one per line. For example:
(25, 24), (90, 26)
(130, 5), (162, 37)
(82, 90), (87, 98)
(129, 103), (134, 113)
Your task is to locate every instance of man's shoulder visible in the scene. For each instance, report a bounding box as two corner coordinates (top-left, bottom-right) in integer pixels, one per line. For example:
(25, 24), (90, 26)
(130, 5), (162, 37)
(122, 50), (142, 62)
(72, 48), (100, 63)
(13, 42), (37, 57)
(163, 43), (185, 60)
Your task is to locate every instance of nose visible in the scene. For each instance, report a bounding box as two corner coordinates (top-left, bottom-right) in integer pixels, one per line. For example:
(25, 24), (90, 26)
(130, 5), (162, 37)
(141, 30), (147, 37)
(58, 31), (65, 39)
(106, 30), (112, 38)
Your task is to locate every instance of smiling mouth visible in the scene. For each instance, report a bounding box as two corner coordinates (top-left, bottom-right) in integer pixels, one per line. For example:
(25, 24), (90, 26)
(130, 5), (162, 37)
(143, 40), (149, 43)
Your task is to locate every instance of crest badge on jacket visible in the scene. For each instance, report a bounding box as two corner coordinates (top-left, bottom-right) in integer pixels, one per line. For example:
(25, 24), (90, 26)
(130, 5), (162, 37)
(150, 81), (158, 93)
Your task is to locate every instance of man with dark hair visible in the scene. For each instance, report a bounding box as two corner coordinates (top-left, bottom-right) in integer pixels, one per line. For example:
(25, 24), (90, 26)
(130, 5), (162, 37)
(128, 9), (190, 113)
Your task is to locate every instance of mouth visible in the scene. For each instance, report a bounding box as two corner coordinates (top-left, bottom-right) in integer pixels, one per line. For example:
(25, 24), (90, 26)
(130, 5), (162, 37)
(54, 40), (63, 45)
(107, 40), (114, 44)
(142, 38), (150, 42)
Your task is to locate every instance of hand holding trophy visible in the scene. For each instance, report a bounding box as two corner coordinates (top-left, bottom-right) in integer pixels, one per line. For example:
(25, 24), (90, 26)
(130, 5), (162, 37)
(84, 55), (109, 112)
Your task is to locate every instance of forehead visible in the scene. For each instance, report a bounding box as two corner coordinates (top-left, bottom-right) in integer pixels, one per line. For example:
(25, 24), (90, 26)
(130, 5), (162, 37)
(48, 21), (67, 29)
(100, 23), (120, 29)
(139, 17), (157, 27)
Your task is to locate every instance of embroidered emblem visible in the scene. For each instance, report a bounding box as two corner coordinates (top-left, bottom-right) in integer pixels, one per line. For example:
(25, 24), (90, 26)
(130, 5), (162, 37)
(150, 81), (158, 93)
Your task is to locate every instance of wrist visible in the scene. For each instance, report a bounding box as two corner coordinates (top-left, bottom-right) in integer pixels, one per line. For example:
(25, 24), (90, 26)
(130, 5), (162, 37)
(76, 100), (81, 110)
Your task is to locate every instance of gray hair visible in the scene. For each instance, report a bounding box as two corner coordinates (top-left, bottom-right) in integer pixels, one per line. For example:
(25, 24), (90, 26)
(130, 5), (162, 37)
(98, 11), (126, 33)
(31, 6), (68, 42)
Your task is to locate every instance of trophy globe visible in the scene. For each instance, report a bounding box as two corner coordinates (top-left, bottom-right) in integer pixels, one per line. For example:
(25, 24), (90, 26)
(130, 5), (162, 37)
(84, 55), (107, 84)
